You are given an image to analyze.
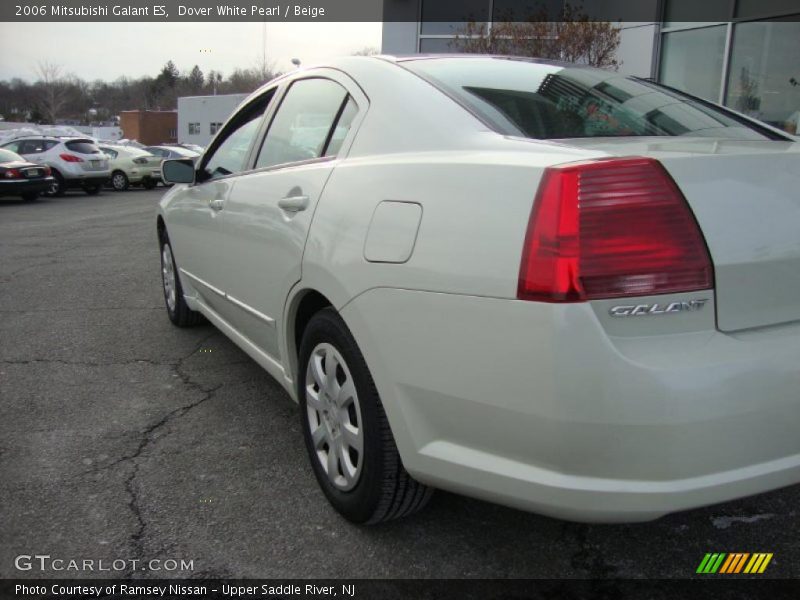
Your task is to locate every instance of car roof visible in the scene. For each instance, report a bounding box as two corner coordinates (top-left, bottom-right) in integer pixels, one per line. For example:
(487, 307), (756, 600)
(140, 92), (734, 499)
(383, 54), (575, 68)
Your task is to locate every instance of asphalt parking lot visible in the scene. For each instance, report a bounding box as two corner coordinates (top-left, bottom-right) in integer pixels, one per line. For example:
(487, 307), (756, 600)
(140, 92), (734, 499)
(1, 188), (798, 580)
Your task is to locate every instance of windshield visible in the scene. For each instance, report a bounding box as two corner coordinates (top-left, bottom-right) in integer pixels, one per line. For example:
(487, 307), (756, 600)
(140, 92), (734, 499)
(402, 57), (780, 141)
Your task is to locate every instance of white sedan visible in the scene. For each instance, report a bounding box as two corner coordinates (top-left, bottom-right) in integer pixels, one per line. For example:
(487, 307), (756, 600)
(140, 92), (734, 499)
(156, 55), (800, 524)
(99, 145), (162, 191)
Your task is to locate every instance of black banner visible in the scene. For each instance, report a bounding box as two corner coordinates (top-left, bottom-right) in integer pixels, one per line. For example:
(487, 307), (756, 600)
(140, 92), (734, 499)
(3, 0), (800, 23)
(3, 579), (800, 600)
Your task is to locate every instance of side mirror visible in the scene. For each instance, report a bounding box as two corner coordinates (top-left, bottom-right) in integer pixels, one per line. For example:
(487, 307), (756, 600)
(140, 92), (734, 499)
(162, 158), (196, 185)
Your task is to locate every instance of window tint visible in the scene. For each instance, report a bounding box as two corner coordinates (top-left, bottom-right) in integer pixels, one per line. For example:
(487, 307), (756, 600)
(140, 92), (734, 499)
(324, 96), (358, 157)
(65, 140), (101, 154)
(404, 57), (774, 140)
(100, 147), (118, 159)
(2, 141), (22, 153)
(256, 79), (348, 170)
(202, 96), (269, 180)
(21, 140), (48, 154)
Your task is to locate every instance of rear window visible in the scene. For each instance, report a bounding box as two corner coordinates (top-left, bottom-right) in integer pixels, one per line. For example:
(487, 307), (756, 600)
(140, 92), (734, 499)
(403, 58), (778, 141)
(65, 140), (101, 154)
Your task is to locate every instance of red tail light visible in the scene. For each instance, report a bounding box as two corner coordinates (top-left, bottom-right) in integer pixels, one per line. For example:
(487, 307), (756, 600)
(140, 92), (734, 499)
(59, 153), (84, 163)
(4, 168), (22, 179)
(43, 166), (52, 176)
(518, 157), (713, 302)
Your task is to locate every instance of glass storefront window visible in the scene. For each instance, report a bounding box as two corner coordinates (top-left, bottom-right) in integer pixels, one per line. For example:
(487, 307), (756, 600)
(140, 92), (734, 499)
(725, 19), (800, 134)
(659, 25), (727, 102)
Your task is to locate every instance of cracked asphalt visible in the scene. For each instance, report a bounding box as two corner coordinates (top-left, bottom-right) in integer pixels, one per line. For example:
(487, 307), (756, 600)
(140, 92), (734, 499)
(1, 188), (799, 580)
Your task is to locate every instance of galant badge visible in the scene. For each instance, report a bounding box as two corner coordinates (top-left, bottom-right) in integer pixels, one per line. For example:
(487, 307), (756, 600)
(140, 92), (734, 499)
(609, 299), (709, 317)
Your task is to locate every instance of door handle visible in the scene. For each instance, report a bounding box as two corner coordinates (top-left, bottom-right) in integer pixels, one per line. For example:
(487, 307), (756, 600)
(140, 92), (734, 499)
(210, 198), (225, 211)
(278, 195), (310, 212)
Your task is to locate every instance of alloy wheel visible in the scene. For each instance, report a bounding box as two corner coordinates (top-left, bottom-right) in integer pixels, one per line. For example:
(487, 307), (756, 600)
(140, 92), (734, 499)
(112, 172), (128, 191)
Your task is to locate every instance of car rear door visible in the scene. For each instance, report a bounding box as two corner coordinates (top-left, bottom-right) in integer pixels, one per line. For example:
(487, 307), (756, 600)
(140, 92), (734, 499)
(213, 72), (365, 362)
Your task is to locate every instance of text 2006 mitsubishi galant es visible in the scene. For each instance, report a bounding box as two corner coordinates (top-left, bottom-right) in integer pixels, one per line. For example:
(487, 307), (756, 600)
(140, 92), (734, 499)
(156, 55), (800, 524)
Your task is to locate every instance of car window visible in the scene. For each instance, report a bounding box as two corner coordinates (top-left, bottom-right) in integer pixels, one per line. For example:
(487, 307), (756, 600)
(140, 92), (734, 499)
(202, 94), (271, 181)
(100, 147), (118, 159)
(20, 140), (47, 154)
(255, 79), (348, 170)
(403, 57), (776, 141)
(324, 96), (359, 157)
(65, 140), (101, 154)
(2, 141), (22, 153)
(147, 148), (165, 157)
(43, 140), (58, 151)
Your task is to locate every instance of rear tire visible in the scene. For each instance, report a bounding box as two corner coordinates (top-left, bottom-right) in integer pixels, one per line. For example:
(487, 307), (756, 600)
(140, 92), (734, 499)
(299, 308), (433, 524)
(111, 171), (129, 191)
(143, 179), (157, 190)
(21, 192), (39, 202)
(83, 184), (101, 196)
(159, 232), (204, 327)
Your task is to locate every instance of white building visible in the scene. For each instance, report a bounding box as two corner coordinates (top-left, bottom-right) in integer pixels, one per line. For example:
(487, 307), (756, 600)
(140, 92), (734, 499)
(177, 94), (249, 146)
(381, 0), (800, 134)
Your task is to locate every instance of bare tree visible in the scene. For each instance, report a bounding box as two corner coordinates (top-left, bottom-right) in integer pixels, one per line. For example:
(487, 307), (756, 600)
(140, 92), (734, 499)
(451, 5), (621, 70)
(35, 61), (70, 123)
(252, 55), (277, 84)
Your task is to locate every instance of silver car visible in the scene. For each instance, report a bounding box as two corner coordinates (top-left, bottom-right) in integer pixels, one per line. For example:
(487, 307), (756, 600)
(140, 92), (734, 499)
(1, 136), (110, 196)
(156, 56), (800, 524)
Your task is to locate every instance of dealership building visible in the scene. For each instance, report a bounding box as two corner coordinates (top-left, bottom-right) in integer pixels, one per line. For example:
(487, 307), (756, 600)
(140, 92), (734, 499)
(178, 93), (249, 146)
(381, 0), (800, 134)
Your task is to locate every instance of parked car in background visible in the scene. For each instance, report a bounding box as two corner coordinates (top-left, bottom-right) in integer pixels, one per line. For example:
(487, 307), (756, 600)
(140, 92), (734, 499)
(144, 145), (200, 163)
(0, 148), (54, 201)
(173, 143), (205, 154)
(0, 136), (110, 196)
(99, 145), (162, 191)
(157, 56), (800, 525)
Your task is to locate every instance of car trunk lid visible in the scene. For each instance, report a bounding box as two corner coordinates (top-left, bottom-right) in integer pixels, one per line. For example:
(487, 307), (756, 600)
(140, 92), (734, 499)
(561, 137), (800, 332)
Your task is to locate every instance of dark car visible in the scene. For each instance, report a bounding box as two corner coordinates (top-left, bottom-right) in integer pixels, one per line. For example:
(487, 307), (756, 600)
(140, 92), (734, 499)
(0, 148), (55, 201)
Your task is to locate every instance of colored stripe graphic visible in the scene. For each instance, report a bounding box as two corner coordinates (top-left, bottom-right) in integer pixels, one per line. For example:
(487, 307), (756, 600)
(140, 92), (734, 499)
(744, 553), (773, 574)
(697, 553), (726, 574)
(720, 553), (749, 573)
(698, 552), (773, 574)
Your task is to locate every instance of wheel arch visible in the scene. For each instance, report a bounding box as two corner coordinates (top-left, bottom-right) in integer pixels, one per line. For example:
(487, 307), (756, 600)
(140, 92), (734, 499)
(156, 215), (167, 242)
(285, 288), (334, 386)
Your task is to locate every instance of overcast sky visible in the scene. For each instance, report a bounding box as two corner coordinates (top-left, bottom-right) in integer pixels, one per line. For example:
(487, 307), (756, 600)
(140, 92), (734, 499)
(0, 22), (383, 82)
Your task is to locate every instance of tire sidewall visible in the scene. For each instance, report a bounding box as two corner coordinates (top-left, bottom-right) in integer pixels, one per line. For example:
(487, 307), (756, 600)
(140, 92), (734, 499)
(298, 310), (385, 523)
(112, 171), (129, 191)
(46, 171), (65, 196)
(160, 237), (180, 324)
